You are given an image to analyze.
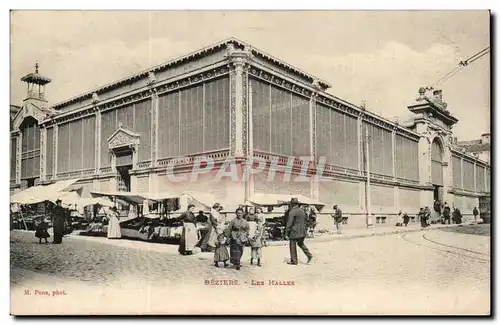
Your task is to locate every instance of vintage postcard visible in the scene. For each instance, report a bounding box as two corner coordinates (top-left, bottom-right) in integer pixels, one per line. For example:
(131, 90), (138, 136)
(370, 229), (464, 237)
(9, 10), (491, 315)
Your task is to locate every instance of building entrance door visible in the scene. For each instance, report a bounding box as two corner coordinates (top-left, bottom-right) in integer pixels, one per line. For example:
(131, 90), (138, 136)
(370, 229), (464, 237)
(117, 165), (132, 192)
(433, 185), (443, 204)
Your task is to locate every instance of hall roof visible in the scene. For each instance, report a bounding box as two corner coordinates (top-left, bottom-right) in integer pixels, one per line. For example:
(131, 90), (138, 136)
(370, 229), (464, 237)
(51, 37), (332, 110)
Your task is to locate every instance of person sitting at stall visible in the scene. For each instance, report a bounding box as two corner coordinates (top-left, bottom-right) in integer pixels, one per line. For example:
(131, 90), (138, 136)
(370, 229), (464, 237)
(196, 210), (208, 223)
(178, 204), (198, 256)
(107, 206), (122, 239)
(34, 217), (50, 244)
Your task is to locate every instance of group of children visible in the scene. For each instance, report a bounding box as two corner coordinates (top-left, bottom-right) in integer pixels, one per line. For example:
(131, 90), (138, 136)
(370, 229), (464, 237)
(213, 207), (266, 268)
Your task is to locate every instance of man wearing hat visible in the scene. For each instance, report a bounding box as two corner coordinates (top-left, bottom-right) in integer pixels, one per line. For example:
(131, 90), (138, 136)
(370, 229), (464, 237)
(284, 198), (313, 265)
(52, 199), (66, 244)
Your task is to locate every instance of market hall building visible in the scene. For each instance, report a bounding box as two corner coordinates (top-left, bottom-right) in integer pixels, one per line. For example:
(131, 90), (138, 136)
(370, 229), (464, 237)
(10, 38), (491, 228)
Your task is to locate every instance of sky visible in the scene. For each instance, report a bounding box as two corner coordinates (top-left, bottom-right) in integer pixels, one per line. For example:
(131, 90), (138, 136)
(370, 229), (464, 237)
(10, 10), (490, 141)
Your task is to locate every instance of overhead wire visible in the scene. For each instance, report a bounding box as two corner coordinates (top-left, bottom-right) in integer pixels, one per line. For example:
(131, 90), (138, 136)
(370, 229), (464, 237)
(431, 46), (490, 88)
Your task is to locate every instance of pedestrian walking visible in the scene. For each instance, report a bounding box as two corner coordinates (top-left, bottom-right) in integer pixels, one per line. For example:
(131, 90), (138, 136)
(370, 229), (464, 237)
(418, 207), (425, 228)
(332, 205), (343, 234)
(285, 198), (313, 265)
(34, 217), (50, 244)
(224, 208), (249, 270)
(402, 212), (410, 227)
(442, 203), (451, 224)
(473, 207), (479, 221)
(213, 226), (229, 268)
(424, 206), (432, 227)
(307, 206), (317, 238)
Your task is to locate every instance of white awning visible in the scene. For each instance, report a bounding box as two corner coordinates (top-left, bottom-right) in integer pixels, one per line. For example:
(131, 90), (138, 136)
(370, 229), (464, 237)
(248, 193), (325, 207)
(10, 179), (80, 205)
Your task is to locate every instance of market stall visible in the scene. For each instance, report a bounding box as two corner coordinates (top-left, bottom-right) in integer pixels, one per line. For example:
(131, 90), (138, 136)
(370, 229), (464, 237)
(10, 179), (80, 231)
(247, 193), (325, 241)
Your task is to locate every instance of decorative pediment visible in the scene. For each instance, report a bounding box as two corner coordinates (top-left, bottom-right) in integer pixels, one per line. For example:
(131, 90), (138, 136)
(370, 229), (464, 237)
(12, 102), (50, 130)
(107, 125), (140, 150)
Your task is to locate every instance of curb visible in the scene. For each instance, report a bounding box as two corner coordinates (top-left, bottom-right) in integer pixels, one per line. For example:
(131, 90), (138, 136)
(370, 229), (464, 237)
(264, 222), (481, 247)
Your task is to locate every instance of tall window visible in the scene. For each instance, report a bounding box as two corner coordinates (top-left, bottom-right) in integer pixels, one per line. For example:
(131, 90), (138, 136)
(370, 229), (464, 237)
(100, 99), (152, 167)
(10, 137), (17, 181)
(431, 139), (443, 186)
(452, 155), (462, 188)
(317, 104), (358, 169)
(20, 117), (40, 180)
(395, 134), (419, 181)
(362, 122), (392, 176)
(252, 79), (311, 157)
(157, 76), (230, 159)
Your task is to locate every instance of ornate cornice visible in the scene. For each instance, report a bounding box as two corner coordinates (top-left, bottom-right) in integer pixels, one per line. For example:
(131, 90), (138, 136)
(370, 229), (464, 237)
(42, 64), (231, 127)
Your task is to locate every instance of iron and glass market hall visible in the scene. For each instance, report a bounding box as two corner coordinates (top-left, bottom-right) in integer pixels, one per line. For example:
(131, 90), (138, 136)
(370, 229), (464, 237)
(10, 38), (491, 227)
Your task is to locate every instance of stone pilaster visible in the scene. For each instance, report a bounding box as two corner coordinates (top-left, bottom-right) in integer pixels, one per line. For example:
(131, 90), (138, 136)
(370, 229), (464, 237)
(15, 131), (22, 184)
(53, 125), (58, 179)
(357, 115), (363, 175)
(394, 186), (400, 214)
(473, 161), (477, 192)
(39, 127), (47, 181)
(95, 111), (101, 173)
(309, 93), (319, 199)
(151, 90), (158, 166)
(227, 44), (251, 158)
(460, 157), (464, 189)
(391, 129), (396, 180)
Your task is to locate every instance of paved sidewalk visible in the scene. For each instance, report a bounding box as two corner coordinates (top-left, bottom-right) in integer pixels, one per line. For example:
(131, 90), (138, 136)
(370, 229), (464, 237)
(265, 220), (481, 246)
(12, 220), (481, 253)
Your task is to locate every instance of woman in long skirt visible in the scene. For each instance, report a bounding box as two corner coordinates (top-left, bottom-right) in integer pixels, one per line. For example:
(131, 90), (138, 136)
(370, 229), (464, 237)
(107, 206), (122, 239)
(224, 208), (249, 270)
(198, 203), (222, 252)
(178, 204), (198, 255)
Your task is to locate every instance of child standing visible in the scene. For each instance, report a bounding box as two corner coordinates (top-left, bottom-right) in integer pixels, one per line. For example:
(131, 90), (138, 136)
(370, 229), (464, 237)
(249, 214), (264, 267)
(35, 217), (50, 244)
(402, 213), (410, 227)
(214, 229), (229, 268)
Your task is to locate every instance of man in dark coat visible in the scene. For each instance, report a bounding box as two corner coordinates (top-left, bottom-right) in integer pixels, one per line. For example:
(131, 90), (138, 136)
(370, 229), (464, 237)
(52, 199), (66, 244)
(285, 198), (313, 265)
(442, 203), (451, 224)
(473, 207), (479, 221)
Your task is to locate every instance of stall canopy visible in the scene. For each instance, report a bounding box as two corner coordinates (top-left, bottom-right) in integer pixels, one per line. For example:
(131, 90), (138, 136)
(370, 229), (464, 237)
(10, 179), (80, 205)
(179, 191), (218, 211)
(143, 192), (179, 201)
(90, 190), (149, 205)
(248, 193), (325, 208)
(91, 190), (180, 205)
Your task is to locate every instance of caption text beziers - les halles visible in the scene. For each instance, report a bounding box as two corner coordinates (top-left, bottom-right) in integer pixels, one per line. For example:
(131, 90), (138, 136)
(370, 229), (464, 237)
(204, 279), (295, 286)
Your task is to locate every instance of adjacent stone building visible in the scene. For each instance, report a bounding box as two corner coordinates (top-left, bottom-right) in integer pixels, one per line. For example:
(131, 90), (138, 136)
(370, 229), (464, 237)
(10, 38), (491, 227)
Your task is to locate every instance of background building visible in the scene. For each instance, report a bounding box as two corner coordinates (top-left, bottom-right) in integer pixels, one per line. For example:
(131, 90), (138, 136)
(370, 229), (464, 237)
(10, 38), (491, 227)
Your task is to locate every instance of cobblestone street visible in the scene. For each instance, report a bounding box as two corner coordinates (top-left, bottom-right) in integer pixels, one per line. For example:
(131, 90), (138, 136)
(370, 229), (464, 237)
(10, 225), (490, 315)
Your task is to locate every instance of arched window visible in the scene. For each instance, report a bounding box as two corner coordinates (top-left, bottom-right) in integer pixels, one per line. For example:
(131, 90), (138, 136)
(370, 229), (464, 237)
(431, 138), (443, 185)
(19, 117), (41, 181)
